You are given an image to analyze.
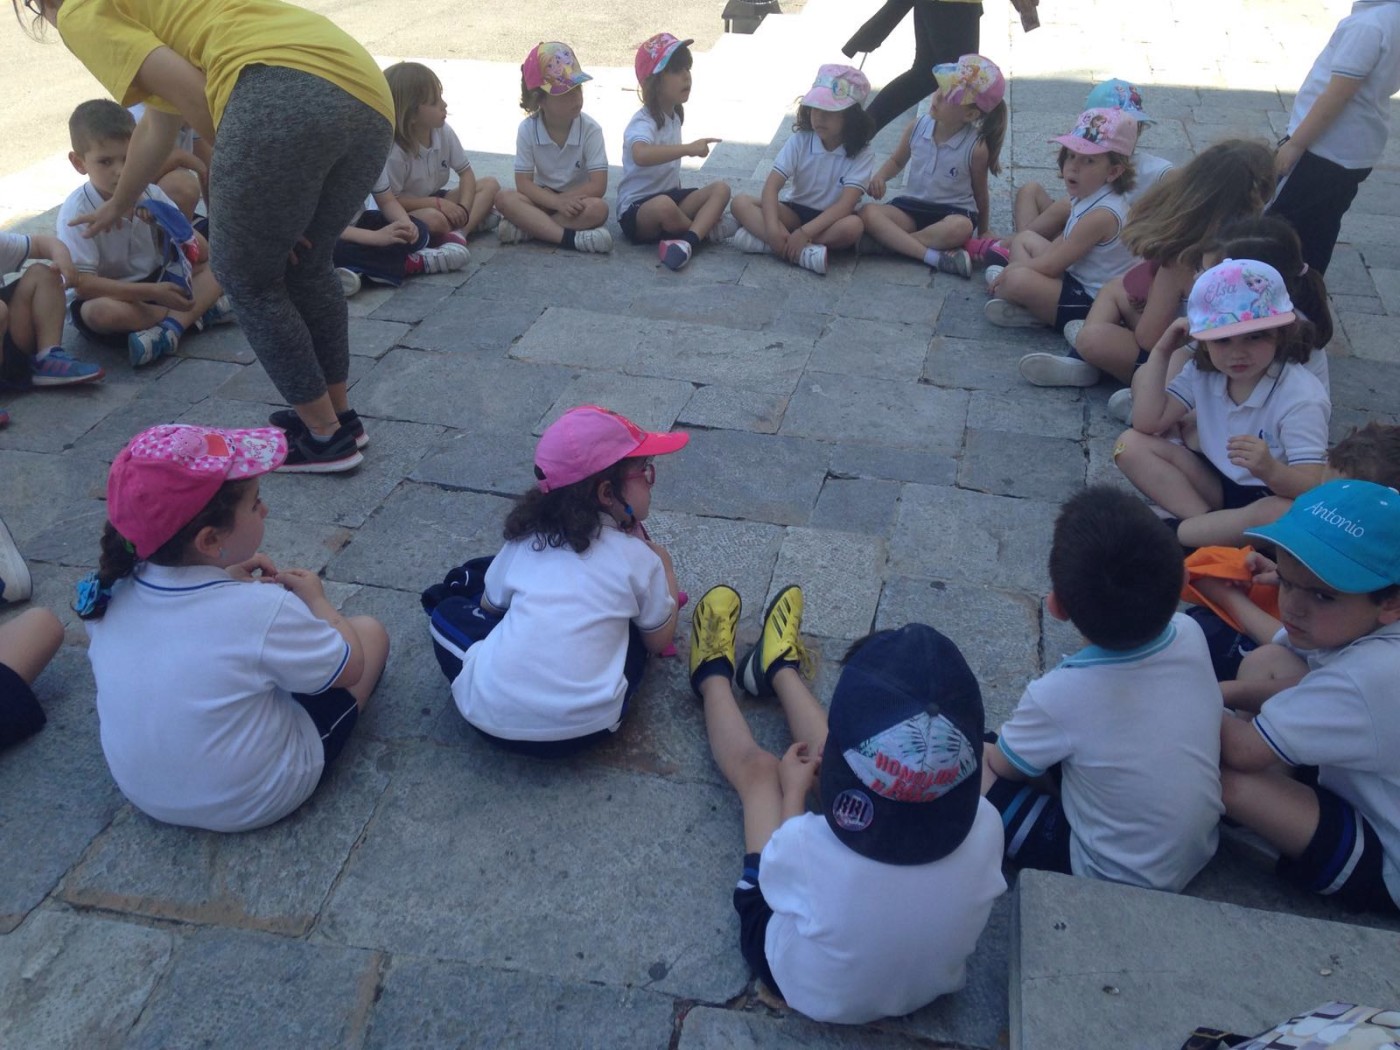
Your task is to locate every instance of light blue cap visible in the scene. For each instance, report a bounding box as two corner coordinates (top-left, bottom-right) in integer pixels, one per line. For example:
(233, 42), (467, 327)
(1084, 78), (1155, 125)
(1246, 479), (1400, 593)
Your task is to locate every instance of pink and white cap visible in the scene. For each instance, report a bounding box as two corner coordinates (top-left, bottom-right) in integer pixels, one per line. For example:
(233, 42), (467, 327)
(801, 64), (871, 112)
(932, 54), (1006, 114)
(1187, 258), (1296, 341)
(107, 424), (286, 559)
(635, 32), (694, 84)
(523, 41), (592, 96)
(534, 405), (689, 493)
(1051, 107), (1139, 156)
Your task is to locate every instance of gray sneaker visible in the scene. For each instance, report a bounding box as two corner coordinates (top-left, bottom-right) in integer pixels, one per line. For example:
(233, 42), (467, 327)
(1062, 318), (1085, 350)
(335, 268), (361, 297)
(1018, 352), (1101, 387)
(709, 213), (739, 243)
(572, 227), (613, 254)
(937, 248), (972, 278)
(497, 218), (531, 246)
(984, 264), (1006, 290)
(1107, 387), (1134, 424)
(985, 298), (1042, 328)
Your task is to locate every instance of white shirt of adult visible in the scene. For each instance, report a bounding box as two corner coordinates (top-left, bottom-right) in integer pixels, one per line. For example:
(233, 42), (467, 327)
(515, 112), (608, 194)
(88, 563), (351, 833)
(997, 614), (1224, 892)
(453, 520), (675, 741)
(760, 802), (1006, 1025)
(617, 108), (682, 214)
(382, 124), (472, 198)
(57, 181), (175, 283)
(771, 130), (875, 212)
(1168, 360), (1331, 488)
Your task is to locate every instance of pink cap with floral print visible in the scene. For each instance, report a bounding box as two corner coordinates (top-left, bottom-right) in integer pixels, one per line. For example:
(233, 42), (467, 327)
(932, 54), (1005, 113)
(635, 33), (694, 84)
(1187, 259), (1296, 341)
(523, 41), (592, 95)
(1050, 107), (1139, 156)
(107, 424), (287, 559)
(801, 64), (871, 112)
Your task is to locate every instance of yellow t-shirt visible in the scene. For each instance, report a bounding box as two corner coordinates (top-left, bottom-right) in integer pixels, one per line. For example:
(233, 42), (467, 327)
(57, 0), (393, 130)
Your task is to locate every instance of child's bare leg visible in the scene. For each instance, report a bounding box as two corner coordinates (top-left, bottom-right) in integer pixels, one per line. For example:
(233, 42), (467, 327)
(78, 298), (169, 336)
(634, 196), (693, 241)
(345, 615), (390, 710)
(861, 203), (926, 260)
(463, 178), (500, 235)
(158, 169), (202, 221)
(1008, 230), (1052, 264)
(410, 207), (453, 239)
(769, 666), (828, 755)
(1113, 429), (1221, 518)
(1178, 503), (1285, 549)
(994, 266), (1061, 324)
(1228, 643), (1308, 714)
(731, 193), (765, 237)
(679, 182), (731, 239)
(913, 214), (974, 251)
(1013, 181), (1053, 232)
(0, 607), (63, 684)
(701, 673), (785, 853)
(817, 214), (863, 252)
(559, 199), (609, 231)
(1076, 282), (1146, 383)
(1221, 766), (1318, 857)
(495, 190), (567, 244)
(6, 265), (66, 352)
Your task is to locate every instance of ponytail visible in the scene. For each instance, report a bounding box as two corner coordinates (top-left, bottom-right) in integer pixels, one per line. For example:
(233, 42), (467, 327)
(977, 100), (1007, 177)
(1212, 215), (1334, 351)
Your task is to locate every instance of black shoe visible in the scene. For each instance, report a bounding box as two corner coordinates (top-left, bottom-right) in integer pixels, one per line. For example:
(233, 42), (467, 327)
(276, 423), (364, 474)
(268, 407), (368, 449)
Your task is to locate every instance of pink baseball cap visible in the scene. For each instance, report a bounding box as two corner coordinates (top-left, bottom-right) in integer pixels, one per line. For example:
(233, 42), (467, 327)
(1187, 258), (1295, 341)
(107, 424), (287, 559)
(801, 64), (871, 112)
(523, 41), (592, 96)
(932, 54), (1005, 113)
(635, 32), (694, 84)
(534, 406), (689, 493)
(1051, 107), (1139, 156)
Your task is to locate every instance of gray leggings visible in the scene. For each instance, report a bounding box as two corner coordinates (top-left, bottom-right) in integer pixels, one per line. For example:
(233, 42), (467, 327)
(210, 65), (391, 405)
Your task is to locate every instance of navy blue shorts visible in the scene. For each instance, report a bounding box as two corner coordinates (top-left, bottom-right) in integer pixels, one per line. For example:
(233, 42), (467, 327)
(986, 772), (1074, 875)
(733, 852), (785, 997)
(291, 687), (359, 779)
(1054, 273), (1096, 332)
(887, 196), (977, 230)
(1278, 784), (1399, 915)
(619, 188), (696, 243)
(68, 267), (168, 347)
(1192, 451), (1274, 510)
(782, 201), (824, 226)
(0, 661), (45, 749)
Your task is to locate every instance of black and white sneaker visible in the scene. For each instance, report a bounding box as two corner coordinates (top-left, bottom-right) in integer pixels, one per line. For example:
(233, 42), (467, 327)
(275, 423), (364, 474)
(268, 407), (368, 450)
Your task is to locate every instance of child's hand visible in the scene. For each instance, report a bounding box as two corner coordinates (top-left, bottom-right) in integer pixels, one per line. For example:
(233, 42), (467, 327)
(685, 137), (722, 159)
(868, 174), (887, 200)
(779, 742), (820, 799)
(276, 567), (326, 604)
(1245, 549), (1279, 586)
(149, 283), (195, 311)
(1275, 139), (1302, 178)
(71, 199), (131, 238)
(440, 199), (470, 228)
(557, 195), (586, 219)
(1227, 434), (1275, 478)
(782, 226), (812, 264)
(227, 552), (278, 582)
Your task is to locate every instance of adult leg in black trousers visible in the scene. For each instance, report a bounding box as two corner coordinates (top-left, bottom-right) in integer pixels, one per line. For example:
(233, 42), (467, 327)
(866, 2), (984, 132)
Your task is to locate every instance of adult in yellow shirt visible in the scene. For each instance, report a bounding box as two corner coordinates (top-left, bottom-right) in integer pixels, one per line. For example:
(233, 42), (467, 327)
(19, 0), (394, 472)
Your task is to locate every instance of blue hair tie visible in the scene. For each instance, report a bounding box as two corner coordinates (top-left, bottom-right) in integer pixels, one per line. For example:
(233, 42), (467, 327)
(73, 571), (113, 617)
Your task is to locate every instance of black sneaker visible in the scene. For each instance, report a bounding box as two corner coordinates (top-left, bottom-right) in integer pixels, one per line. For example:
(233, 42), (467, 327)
(276, 423), (365, 474)
(268, 407), (368, 449)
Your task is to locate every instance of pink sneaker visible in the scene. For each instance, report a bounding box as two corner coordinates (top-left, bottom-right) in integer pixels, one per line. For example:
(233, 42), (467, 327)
(965, 236), (1010, 267)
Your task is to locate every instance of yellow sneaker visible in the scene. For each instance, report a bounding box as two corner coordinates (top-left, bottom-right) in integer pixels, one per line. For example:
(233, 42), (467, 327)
(689, 585), (740, 696)
(737, 585), (809, 697)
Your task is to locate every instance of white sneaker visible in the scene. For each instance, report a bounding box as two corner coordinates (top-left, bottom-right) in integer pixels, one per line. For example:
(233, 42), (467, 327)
(0, 515), (31, 604)
(479, 211), (501, 233)
(414, 243), (470, 274)
(709, 213), (739, 243)
(797, 244), (828, 275)
(335, 267), (361, 297)
(985, 299), (1042, 328)
(984, 264), (1006, 291)
(1107, 387), (1134, 424)
(730, 227), (770, 254)
(1062, 318), (1085, 350)
(572, 228), (613, 254)
(497, 218), (531, 246)
(1018, 352), (1102, 387)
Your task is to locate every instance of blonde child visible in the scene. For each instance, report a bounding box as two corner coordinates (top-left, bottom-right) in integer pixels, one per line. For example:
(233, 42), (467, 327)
(381, 62), (500, 248)
(860, 53), (1007, 277)
(729, 64), (876, 276)
(617, 33), (734, 272)
(494, 42), (612, 253)
(984, 108), (1138, 330)
(1116, 259), (1330, 549)
(448, 406), (685, 756)
(1020, 139), (1275, 388)
(76, 424), (389, 832)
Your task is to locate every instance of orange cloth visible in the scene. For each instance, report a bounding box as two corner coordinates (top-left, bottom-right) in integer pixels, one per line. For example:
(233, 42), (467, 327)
(1181, 546), (1280, 633)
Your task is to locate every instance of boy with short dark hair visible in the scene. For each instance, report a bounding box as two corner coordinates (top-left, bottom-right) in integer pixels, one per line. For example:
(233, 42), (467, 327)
(689, 584), (1004, 1024)
(58, 100), (229, 368)
(1221, 479), (1400, 915)
(982, 485), (1224, 892)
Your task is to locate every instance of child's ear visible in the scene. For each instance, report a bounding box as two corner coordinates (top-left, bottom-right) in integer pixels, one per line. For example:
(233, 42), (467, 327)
(190, 524), (224, 562)
(595, 478), (615, 507)
(68, 151), (87, 176)
(1107, 161), (1126, 185)
(1046, 591), (1070, 622)
(1377, 593), (1400, 626)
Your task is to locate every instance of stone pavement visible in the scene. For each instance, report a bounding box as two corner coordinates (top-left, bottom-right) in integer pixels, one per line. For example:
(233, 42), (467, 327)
(2, 0), (1400, 1047)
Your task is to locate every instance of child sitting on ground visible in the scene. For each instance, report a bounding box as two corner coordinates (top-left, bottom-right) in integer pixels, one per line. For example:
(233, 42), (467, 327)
(617, 33), (734, 271)
(0, 516), (63, 749)
(445, 406), (684, 756)
(331, 189), (439, 297)
(381, 62), (499, 248)
(861, 53), (1007, 277)
(690, 583), (1004, 1023)
(77, 424), (389, 832)
(983, 486), (1224, 892)
(728, 64), (875, 275)
(59, 100), (228, 368)
(494, 41), (612, 253)
(984, 108), (1138, 331)
(1221, 479), (1400, 916)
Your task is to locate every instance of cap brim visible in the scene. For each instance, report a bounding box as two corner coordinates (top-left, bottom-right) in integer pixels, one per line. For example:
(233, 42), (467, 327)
(655, 38), (695, 73)
(546, 71), (593, 95)
(633, 430), (689, 458)
(1244, 519), (1391, 593)
(1190, 310), (1295, 341)
(801, 88), (858, 111)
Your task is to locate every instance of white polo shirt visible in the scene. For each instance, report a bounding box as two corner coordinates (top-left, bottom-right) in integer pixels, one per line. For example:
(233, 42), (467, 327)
(760, 803), (1005, 1024)
(515, 113), (608, 193)
(997, 615), (1224, 892)
(382, 124), (472, 197)
(617, 108), (682, 213)
(453, 521), (674, 742)
(1064, 185), (1134, 298)
(88, 563), (351, 833)
(1126, 151), (1174, 207)
(0, 232), (31, 275)
(1287, 0), (1400, 169)
(1168, 360), (1331, 488)
(1254, 621), (1400, 908)
(57, 182), (174, 283)
(904, 115), (978, 212)
(771, 130), (875, 211)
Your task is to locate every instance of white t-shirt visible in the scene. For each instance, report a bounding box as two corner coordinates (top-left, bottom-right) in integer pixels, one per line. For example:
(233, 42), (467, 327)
(452, 521), (675, 741)
(515, 113), (608, 193)
(617, 108), (682, 214)
(0, 232), (32, 275)
(382, 124), (472, 198)
(771, 130), (875, 211)
(1064, 185), (1134, 298)
(760, 803), (1006, 1025)
(57, 182), (174, 284)
(1125, 151), (1174, 207)
(1167, 360), (1331, 488)
(1287, 0), (1400, 169)
(1254, 621), (1400, 908)
(88, 563), (351, 833)
(997, 615), (1224, 892)
(904, 115), (977, 212)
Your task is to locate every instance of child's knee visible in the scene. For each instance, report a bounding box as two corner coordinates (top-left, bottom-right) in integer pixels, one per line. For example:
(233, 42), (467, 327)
(18, 263), (61, 297)
(704, 181), (732, 205)
(580, 198), (609, 225)
(478, 177), (501, 197)
(734, 745), (781, 794)
(81, 298), (133, 332)
(1112, 427), (1147, 469)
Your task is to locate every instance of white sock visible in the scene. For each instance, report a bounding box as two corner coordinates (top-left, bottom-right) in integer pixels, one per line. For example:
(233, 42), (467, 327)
(923, 248), (942, 268)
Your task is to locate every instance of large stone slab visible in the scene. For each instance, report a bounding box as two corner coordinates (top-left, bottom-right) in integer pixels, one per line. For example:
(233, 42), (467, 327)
(765, 527), (885, 642)
(923, 335), (1037, 391)
(678, 384), (789, 434)
(317, 741), (749, 1003)
(662, 428), (829, 527)
(462, 249), (638, 313)
(538, 373), (695, 434)
(1013, 869), (1400, 1050)
(1337, 311), (1400, 364)
(827, 443), (958, 487)
(0, 379), (140, 454)
(958, 429), (1086, 502)
(630, 282), (783, 331)
(397, 295), (543, 355)
(807, 317), (932, 382)
(781, 373), (969, 451)
(646, 510), (786, 635)
(363, 955), (679, 1050)
(967, 388), (1085, 440)
(810, 477), (902, 537)
(410, 427), (539, 497)
(0, 909), (174, 1049)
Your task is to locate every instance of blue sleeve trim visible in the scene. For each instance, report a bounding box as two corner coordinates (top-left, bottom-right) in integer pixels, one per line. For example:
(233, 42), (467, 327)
(308, 642), (352, 695)
(997, 739), (1045, 779)
(1252, 716), (1298, 766)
